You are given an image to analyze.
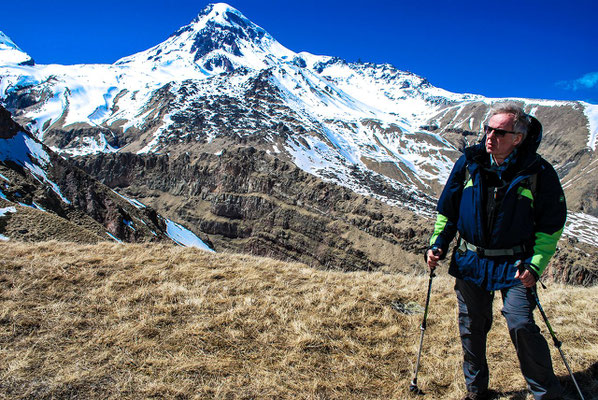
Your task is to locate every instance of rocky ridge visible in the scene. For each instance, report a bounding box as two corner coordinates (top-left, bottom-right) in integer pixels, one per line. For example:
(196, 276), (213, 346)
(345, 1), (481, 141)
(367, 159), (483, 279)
(74, 147), (430, 272)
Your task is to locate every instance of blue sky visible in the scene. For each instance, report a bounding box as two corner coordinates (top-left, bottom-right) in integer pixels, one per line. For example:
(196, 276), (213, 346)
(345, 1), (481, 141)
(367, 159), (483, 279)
(2, 0), (596, 103)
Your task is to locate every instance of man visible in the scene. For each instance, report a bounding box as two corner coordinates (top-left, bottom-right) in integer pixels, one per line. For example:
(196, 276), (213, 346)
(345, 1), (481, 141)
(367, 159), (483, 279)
(426, 102), (566, 400)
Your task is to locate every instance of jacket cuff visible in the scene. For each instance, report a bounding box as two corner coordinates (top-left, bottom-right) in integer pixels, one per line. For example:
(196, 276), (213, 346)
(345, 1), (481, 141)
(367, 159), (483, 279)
(424, 246), (442, 263)
(521, 258), (540, 281)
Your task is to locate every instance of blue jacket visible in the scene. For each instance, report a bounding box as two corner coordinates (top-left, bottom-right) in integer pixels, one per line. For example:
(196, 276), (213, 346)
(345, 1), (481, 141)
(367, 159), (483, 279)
(430, 119), (566, 290)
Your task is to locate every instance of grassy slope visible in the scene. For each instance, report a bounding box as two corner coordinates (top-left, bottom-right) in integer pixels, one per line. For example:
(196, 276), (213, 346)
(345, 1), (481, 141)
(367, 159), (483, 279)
(0, 242), (596, 399)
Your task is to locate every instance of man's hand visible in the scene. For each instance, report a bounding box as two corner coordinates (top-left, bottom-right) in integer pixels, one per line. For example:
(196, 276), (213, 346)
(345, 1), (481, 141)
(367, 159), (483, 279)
(426, 248), (443, 271)
(515, 268), (536, 288)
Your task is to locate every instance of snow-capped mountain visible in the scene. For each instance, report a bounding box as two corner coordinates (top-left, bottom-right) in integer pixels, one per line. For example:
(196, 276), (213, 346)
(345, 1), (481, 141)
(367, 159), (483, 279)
(0, 31), (34, 66)
(1, 3), (598, 248)
(0, 3), (473, 212)
(116, 3), (296, 73)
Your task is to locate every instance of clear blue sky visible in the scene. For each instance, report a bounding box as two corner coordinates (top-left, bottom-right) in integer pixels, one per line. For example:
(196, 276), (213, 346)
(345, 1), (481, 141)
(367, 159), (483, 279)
(2, 0), (596, 103)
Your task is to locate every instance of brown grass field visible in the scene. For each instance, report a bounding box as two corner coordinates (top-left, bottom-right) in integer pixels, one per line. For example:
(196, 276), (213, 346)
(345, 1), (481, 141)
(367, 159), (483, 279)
(0, 241), (596, 399)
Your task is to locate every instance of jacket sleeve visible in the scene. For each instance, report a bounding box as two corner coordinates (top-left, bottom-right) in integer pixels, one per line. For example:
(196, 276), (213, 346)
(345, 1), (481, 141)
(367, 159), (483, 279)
(524, 162), (567, 277)
(429, 155), (467, 257)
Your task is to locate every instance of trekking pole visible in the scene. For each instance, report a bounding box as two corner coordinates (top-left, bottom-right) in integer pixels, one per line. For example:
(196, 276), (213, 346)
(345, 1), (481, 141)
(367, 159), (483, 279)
(516, 262), (586, 400)
(409, 261), (436, 395)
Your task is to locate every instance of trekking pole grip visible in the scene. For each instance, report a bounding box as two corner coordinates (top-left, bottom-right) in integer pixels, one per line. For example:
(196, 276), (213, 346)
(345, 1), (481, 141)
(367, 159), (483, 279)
(515, 260), (535, 291)
(429, 248), (440, 278)
(515, 260), (525, 274)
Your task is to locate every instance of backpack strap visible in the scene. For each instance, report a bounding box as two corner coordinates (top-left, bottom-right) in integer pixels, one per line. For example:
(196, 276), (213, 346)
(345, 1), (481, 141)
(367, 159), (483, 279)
(463, 166), (472, 188)
(529, 173), (538, 199)
(516, 173), (538, 206)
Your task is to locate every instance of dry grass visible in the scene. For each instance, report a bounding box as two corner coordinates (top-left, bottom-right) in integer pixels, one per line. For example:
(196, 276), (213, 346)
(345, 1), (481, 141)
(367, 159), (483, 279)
(0, 204), (103, 244)
(0, 241), (596, 399)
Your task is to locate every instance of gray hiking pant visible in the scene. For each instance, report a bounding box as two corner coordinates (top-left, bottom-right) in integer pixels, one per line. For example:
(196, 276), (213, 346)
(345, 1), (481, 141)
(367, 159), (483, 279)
(454, 278), (563, 399)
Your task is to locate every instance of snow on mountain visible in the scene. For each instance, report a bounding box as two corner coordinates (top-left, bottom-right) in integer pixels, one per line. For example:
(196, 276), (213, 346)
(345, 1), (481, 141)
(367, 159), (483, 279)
(0, 129), (70, 204)
(0, 3), (465, 215)
(583, 101), (598, 150)
(164, 218), (215, 251)
(115, 3), (296, 74)
(0, 31), (34, 66)
(0, 2), (596, 227)
(564, 212), (598, 248)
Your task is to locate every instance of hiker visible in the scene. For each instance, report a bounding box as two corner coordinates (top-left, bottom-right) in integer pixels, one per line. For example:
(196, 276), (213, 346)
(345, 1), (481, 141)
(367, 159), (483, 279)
(426, 102), (566, 400)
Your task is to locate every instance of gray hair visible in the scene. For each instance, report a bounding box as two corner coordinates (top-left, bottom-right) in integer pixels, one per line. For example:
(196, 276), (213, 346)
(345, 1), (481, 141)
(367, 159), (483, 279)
(487, 102), (530, 142)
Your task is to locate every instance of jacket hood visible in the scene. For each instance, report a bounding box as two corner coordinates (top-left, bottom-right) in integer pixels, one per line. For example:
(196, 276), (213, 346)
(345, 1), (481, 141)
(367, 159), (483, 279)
(520, 115), (543, 155)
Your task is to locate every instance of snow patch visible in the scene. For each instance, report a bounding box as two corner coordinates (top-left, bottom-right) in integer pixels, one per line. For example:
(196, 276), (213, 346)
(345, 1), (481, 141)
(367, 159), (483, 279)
(165, 218), (214, 252)
(581, 102), (598, 150)
(32, 201), (46, 211)
(105, 232), (123, 243)
(123, 219), (136, 231)
(0, 206), (17, 217)
(111, 189), (146, 209)
(564, 212), (598, 247)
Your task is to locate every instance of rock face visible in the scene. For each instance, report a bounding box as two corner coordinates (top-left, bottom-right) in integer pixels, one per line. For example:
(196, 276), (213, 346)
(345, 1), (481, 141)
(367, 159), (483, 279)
(549, 239), (598, 286)
(0, 106), (21, 139)
(74, 147), (430, 272)
(0, 106), (202, 246)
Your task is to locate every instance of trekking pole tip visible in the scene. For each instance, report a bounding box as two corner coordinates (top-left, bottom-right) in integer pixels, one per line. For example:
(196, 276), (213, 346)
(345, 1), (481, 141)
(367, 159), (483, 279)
(409, 380), (424, 395)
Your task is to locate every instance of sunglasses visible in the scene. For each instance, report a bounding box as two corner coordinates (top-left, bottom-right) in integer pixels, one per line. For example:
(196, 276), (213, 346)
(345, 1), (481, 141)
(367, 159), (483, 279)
(484, 125), (518, 137)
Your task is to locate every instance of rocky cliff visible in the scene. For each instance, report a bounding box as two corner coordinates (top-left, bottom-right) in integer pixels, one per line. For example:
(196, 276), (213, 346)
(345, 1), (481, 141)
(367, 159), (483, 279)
(74, 147), (429, 272)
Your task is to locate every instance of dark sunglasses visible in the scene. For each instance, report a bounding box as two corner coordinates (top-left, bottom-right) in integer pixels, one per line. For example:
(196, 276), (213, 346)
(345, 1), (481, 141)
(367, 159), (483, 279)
(484, 125), (517, 137)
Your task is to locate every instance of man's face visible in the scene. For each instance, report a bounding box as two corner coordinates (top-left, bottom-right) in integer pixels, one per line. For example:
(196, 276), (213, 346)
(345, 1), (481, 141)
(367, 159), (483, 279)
(485, 113), (523, 160)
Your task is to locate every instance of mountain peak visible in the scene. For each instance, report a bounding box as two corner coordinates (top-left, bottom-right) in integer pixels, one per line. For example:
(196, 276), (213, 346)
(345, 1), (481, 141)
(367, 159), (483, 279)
(192, 3), (247, 25)
(185, 2), (274, 63)
(0, 31), (34, 66)
(115, 3), (294, 74)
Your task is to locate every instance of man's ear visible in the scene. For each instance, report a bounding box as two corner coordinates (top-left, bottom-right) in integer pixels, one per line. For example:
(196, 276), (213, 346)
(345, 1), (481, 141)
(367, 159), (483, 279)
(513, 133), (524, 146)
